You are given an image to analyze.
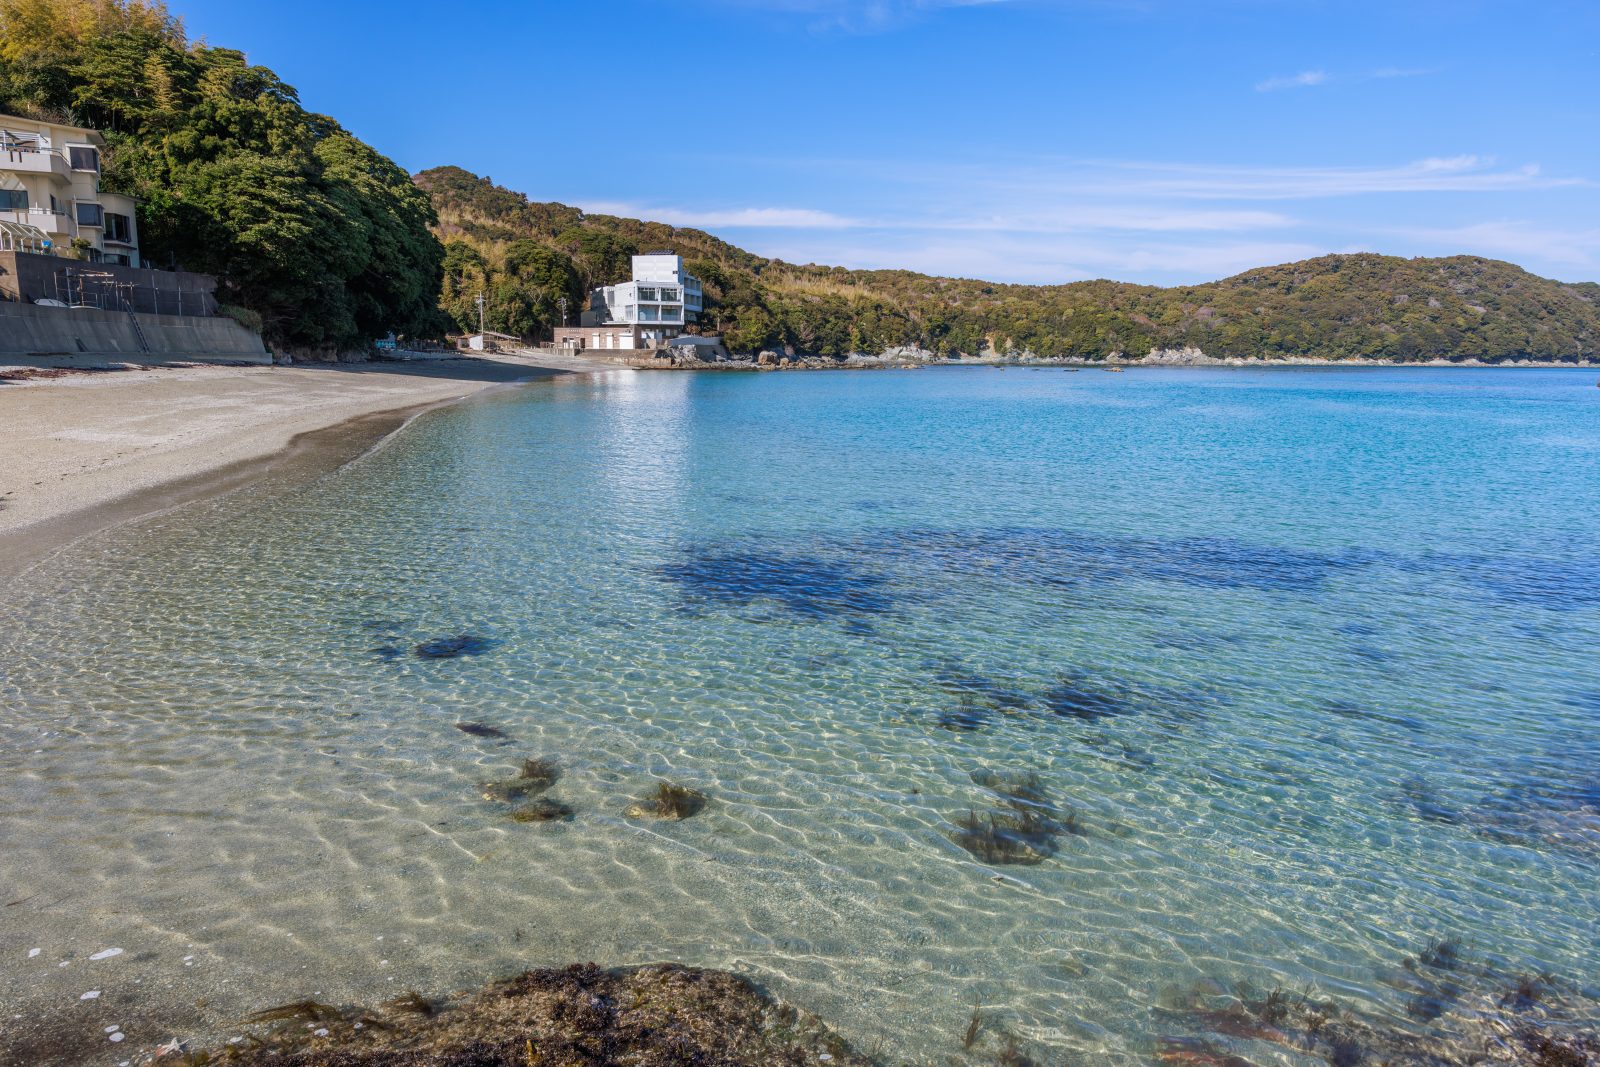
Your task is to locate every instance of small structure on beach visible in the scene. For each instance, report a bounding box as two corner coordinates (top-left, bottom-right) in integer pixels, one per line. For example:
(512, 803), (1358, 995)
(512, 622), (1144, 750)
(464, 330), (521, 353)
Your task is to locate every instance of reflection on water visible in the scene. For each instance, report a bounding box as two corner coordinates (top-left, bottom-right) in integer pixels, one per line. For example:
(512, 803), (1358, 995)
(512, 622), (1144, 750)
(2, 367), (1598, 1065)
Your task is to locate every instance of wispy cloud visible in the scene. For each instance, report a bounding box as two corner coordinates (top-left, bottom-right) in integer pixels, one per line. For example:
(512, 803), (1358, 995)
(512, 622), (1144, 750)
(710, 0), (1018, 31)
(1256, 65), (1440, 92)
(583, 200), (1291, 234)
(713, 0), (1011, 30)
(985, 155), (1581, 200)
(1369, 66), (1439, 80)
(1383, 220), (1600, 269)
(579, 202), (861, 229)
(760, 232), (1333, 284)
(600, 152), (1594, 285)
(1255, 70), (1327, 92)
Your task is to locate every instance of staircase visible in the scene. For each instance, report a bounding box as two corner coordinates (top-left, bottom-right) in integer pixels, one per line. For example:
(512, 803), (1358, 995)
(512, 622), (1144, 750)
(121, 298), (152, 355)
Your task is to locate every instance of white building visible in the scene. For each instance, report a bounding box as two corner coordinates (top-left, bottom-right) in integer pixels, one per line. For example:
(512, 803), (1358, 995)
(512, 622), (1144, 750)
(0, 113), (140, 266)
(579, 252), (703, 347)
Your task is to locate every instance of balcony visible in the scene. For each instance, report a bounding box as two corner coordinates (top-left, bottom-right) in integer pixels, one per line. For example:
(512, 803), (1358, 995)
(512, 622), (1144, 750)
(1, 146), (72, 181)
(0, 207), (71, 236)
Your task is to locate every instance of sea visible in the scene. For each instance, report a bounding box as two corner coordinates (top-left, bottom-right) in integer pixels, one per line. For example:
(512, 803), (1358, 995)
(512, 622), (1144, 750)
(2, 365), (1597, 1064)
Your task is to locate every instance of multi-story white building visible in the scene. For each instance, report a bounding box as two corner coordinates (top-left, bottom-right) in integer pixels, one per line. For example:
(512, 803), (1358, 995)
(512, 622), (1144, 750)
(578, 252), (703, 347)
(0, 113), (140, 266)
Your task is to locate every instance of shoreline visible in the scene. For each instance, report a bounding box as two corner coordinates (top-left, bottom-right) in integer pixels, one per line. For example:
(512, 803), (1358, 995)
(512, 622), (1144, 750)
(614, 349), (1600, 372)
(0, 352), (610, 582)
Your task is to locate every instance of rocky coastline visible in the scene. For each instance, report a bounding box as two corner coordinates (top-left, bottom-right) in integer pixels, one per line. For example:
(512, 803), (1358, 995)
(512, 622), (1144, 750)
(608, 342), (1600, 373)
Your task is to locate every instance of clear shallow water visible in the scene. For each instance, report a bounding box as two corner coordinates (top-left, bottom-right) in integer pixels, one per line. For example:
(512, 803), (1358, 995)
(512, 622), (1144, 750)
(2, 366), (1599, 1064)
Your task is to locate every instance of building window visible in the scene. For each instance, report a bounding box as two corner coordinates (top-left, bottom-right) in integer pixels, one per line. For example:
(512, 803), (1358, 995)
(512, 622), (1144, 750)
(76, 202), (104, 227)
(638, 287), (658, 301)
(68, 146), (99, 172)
(104, 253), (130, 266)
(660, 288), (678, 301)
(105, 213), (132, 243)
(0, 189), (27, 212)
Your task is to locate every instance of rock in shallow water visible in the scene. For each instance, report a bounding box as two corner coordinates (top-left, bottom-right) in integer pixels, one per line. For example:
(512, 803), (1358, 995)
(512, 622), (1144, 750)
(413, 634), (496, 659)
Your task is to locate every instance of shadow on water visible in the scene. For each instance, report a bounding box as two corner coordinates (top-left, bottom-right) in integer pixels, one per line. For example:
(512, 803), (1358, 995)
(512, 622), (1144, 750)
(876, 527), (1378, 594)
(1325, 700), (1426, 732)
(1044, 669), (1225, 725)
(657, 548), (895, 621)
(1430, 554), (1600, 611)
(1467, 744), (1600, 859)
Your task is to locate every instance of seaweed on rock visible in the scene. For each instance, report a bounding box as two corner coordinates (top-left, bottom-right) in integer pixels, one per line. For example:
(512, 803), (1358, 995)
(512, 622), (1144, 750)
(519, 757), (562, 789)
(624, 782), (710, 820)
(480, 757), (561, 802)
(244, 1000), (345, 1025)
(379, 992), (435, 1018)
(507, 798), (575, 823)
(183, 963), (875, 1066)
(949, 770), (1080, 865)
(1160, 948), (1600, 1067)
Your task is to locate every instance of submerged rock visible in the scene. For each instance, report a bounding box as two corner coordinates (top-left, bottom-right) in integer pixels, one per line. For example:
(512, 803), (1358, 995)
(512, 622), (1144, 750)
(456, 722), (511, 740)
(413, 634), (496, 659)
(188, 963), (872, 1066)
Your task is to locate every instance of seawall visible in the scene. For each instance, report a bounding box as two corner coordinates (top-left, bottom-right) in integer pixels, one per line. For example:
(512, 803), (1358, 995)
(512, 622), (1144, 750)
(0, 302), (267, 361)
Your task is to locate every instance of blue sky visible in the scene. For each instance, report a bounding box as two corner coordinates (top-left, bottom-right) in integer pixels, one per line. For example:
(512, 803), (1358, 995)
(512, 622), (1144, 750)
(170, 0), (1597, 286)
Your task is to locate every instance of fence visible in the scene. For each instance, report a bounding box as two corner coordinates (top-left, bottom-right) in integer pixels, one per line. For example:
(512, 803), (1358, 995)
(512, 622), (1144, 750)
(0, 251), (218, 317)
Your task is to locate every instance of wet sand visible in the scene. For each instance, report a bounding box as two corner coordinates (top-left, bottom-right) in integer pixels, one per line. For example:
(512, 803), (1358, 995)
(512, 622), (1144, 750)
(0, 353), (609, 580)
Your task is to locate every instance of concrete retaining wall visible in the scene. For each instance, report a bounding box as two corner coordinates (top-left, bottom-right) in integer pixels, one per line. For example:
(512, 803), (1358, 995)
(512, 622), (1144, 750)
(0, 251), (220, 317)
(0, 302), (267, 360)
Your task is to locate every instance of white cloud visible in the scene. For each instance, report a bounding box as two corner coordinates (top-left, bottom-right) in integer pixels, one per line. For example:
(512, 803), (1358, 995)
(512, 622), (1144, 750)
(1255, 70), (1328, 92)
(1368, 66), (1439, 80)
(759, 231), (1330, 284)
(579, 202), (860, 229)
(710, 0), (1019, 31)
(1384, 220), (1600, 269)
(589, 153), (1594, 286)
(1010, 156), (1577, 200)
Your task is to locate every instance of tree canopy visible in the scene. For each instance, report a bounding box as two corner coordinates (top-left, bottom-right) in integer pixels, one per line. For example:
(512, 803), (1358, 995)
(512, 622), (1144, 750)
(0, 0), (446, 352)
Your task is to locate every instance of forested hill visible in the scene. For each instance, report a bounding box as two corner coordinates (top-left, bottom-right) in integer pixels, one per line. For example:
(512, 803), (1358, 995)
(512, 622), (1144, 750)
(0, 0), (445, 352)
(419, 165), (1600, 363)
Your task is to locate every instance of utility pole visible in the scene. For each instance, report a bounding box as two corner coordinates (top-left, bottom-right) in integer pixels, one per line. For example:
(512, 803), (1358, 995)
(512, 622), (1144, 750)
(558, 296), (569, 327)
(475, 291), (485, 335)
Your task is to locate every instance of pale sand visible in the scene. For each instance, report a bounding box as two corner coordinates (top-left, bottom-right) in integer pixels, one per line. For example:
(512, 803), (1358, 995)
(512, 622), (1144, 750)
(0, 352), (610, 577)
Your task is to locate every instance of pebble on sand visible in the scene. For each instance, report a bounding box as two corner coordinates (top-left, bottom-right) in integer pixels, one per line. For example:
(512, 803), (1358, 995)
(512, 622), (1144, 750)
(89, 948), (124, 961)
(80, 990), (101, 1000)
(27, 948), (40, 958)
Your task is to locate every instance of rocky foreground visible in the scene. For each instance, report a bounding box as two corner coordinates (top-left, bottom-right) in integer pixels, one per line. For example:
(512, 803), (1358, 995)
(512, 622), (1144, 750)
(170, 963), (871, 1067)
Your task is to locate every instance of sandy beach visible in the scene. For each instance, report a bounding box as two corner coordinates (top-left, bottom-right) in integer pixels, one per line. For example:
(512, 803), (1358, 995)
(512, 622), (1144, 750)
(0, 352), (608, 579)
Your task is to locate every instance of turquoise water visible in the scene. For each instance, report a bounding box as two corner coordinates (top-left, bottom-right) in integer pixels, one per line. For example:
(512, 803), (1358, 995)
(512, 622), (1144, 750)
(2, 366), (1599, 1064)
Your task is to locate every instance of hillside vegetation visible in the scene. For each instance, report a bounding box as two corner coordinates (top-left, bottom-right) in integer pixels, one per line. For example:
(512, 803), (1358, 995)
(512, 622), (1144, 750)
(0, 0), (444, 352)
(419, 166), (1600, 363)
